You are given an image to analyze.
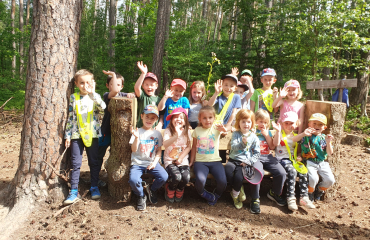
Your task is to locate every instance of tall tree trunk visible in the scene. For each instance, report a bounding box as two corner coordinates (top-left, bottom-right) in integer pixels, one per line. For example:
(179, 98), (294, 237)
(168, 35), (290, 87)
(109, 0), (117, 70)
(93, 0), (98, 29)
(217, 10), (223, 41)
(162, 0), (171, 92)
(11, 0), (16, 75)
(213, 4), (221, 41)
(0, 0), (83, 237)
(104, 0), (109, 37)
(26, 0), (30, 26)
(19, 0), (24, 76)
(152, 0), (170, 95)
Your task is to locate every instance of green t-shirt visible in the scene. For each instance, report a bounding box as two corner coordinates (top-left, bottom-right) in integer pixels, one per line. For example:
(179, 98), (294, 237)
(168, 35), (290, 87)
(136, 91), (161, 128)
(301, 134), (329, 163)
(250, 88), (274, 120)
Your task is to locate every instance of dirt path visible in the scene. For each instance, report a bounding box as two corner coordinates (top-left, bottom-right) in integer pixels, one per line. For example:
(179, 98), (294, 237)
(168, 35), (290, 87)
(1, 124), (370, 239)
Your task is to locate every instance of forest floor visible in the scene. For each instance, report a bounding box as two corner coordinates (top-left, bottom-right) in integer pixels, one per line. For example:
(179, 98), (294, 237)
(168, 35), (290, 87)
(0, 110), (370, 240)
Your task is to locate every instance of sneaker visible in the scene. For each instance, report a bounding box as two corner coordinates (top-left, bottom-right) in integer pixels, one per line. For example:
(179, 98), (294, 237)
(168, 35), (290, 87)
(238, 185), (246, 202)
(208, 193), (221, 206)
(230, 192), (243, 209)
(250, 198), (261, 214)
(146, 186), (158, 204)
(287, 197), (298, 211)
(174, 189), (184, 203)
(201, 190), (215, 203)
(165, 183), (175, 203)
(98, 180), (107, 187)
(314, 189), (324, 201)
(137, 195), (147, 211)
(308, 193), (314, 202)
(90, 186), (101, 200)
(63, 189), (80, 205)
(300, 196), (316, 209)
(267, 189), (287, 206)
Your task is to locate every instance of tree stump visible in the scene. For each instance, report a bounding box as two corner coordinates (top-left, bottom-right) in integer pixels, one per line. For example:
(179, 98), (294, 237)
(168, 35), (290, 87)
(304, 100), (346, 198)
(106, 97), (137, 202)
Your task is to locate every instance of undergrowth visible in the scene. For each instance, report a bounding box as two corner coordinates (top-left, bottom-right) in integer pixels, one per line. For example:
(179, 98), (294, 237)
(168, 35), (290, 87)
(344, 105), (370, 144)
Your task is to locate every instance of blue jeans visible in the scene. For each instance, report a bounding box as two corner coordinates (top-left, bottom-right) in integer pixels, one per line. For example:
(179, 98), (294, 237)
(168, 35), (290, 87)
(129, 163), (168, 197)
(193, 161), (227, 196)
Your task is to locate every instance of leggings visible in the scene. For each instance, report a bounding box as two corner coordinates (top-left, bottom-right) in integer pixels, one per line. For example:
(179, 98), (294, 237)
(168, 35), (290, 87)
(280, 159), (308, 198)
(193, 161), (227, 196)
(166, 164), (190, 191)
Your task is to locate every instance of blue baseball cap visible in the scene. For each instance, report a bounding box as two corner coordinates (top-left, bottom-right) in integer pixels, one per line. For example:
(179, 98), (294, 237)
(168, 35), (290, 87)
(261, 68), (276, 77)
(143, 104), (159, 117)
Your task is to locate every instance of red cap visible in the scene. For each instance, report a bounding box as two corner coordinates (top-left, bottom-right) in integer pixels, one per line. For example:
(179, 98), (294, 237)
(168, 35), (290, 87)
(166, 107), (188, 121)
(145, 72), (158, 82)
(170, 79), (186, 90)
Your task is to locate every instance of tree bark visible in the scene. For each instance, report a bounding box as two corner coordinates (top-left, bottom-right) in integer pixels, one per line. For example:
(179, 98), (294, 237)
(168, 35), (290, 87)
(0, 0), (83, 237)
(217, 10), (223, 41)
(19, 0), (24, 76)
(107, 97), (137, 201)
(11, 0), (16, 74)
(152, 0), (170, 95)
(213, 5), (221, 41)
(93, 0), (98, 29)
(109, 0), (117, 70)
(26, 0), (30, 26)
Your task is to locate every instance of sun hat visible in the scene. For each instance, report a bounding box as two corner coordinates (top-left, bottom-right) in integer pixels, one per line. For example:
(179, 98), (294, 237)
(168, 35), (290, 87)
(280, 111), (298, 123)
(143, 104), (159, 117)
(309, 113), (327, 125)
(221, 74), (238, 84)
(165, 107), (188, 121)
(242, 165), (263, 185)
(144, 72), (158, 82)
(237, 81), (249, 91)
(261, 68), (276, 77)
(284, 79), (300, 89)
(240, 69), (253, 77)
(171, 79), (187, 90)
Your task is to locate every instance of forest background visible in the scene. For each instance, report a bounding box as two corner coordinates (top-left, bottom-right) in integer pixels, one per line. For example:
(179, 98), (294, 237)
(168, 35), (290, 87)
(0, 0), (369, 111)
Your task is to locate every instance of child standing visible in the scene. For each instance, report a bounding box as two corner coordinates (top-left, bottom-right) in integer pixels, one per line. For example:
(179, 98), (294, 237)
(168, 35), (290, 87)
(188, 81), (207, 129)
(190, 106), (228, 206)
(134, 61), (163, 129)
(239, 69), (255, 110)
(64, 69), (106, 205)
(272, 79), (305, 133)
(272, 111), (315, 211)
(129, 105), (168, 211)
(158, 78), (190, 129)
(163, 108), (192, 203)
(226, 109), (262, 214)
(250, 68), (278, 121)
(255, 109), (287, 207)
(98, 71), (135, 171)
(293, 113), (335, 201)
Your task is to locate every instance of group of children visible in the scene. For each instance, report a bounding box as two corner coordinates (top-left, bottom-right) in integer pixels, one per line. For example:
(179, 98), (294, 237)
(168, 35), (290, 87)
(64, 64), (336, 215)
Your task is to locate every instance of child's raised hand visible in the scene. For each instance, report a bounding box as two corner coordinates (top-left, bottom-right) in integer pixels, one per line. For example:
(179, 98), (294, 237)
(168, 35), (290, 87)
(126, 93), (136, 98)
(131, 126), (139, 138)
(137, 61), (148, 74)
(279, 87), (288, 98)
(214, 79), (223, 93)
(231, 67), (239, 76)
(259, 124), (268, 136)
(304, 127), (314, 136)
(272, 121), (281, 132)
(102, 70), (116, 78)
(165, 89), (174, 98)
(272, 87), (279, 98)
(86, 80), (96, 94)
(325, 134), (334, 143)
(215, 123), (227, 133)
(242, 136), (248, 144)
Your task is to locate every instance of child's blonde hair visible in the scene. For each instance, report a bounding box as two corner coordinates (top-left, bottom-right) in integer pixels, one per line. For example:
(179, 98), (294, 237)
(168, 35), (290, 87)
(189, 81), (206, 104)
(234, 109), (255, 131)
(197, 106), (216, 127)
(74, 69), (93, 83)
(255, 109), (270, 125)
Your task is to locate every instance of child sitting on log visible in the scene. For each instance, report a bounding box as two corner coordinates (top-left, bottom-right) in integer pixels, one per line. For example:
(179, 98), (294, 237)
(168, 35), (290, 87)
(163, 108), (192, 203)
(293, 113), (335, 201)
(129, 105), (168, 211)
(64, 69), (106, 205)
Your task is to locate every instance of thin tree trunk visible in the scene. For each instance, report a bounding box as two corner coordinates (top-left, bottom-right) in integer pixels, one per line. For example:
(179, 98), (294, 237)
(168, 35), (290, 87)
(11, 0), (16, 75)
(19, 0), (24, 76)
(104, 0), (109, 37)
(162, 0), (171, 92)
(26, 0), (30, 26)
(0, 0), (83, 238)
(93, 0), (98, 29)
(152, 0), (170, 95)
(213, 4), (221, 41)
(217, 11), (223, 41)
(109, 0), (117, 70)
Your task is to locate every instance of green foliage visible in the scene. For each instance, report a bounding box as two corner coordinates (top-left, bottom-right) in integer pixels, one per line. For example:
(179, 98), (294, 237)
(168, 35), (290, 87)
(344, 105), (370, 134)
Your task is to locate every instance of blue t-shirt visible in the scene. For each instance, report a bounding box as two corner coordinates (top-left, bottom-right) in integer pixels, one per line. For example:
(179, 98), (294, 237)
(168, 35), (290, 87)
(214, 93), (241, 125)
(163, 97), (190, 128)
(255, 129), (273, 155)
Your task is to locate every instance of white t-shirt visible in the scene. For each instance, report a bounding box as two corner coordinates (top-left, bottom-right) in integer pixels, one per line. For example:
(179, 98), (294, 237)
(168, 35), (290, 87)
(189, 103), (202, 122)
(130, 128), (163, 167)
(163, 128), (191, 168)
(275, 132), (295, 160)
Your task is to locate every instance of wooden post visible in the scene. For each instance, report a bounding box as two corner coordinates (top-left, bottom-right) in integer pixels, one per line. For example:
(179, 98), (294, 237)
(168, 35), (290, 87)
(318, 79), (324, 101)
(106, 97), (137, 202)
(338, 79), (345, 102)
(304, 100), (346, 198)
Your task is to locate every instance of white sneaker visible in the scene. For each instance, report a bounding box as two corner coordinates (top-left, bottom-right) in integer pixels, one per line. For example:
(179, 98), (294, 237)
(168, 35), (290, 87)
(287, 197), (298, 211)
(300, 196), (316, 209)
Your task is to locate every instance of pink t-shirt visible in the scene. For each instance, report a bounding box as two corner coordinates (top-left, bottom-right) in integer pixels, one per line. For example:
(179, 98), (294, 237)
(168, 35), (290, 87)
(163, 128), (192, 168)
(278, 100), (304, 123)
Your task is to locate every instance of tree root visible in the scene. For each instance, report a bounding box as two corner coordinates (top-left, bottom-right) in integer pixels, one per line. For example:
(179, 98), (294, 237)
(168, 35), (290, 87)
(50, 148), (68, 179)
(52, 190), (89, 218)
(42, 158), (69, 182)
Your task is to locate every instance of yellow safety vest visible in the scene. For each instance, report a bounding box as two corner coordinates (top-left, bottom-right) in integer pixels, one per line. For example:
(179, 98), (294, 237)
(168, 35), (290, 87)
(75, 93), (94, 147)
(215, 92), (234, 125)
(281, 130), (308, 174)
(256, 89), (274, 112)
